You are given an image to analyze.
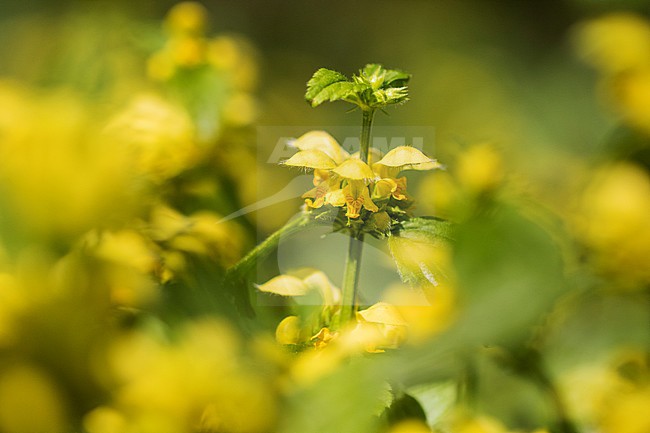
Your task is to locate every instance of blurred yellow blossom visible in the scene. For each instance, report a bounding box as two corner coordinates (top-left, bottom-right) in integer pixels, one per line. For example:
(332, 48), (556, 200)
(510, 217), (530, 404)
(575, 13), (650, 74)
(356, 302), (408, 350)
(89, 230), (159, 307)
(611, 68), (650, 133)
(388, 419), (433, 433)
(575, 13), (650, 133)
(83, 406), (127, 433)
(106, 319), (277, 433)
(457, 143), (504, 194)
(383, 283), (456, 343)
(275, 315), (303, 345)
(0, 82), (136, 240)
(560, 350), (650, 432)
(452, 416), (511, 433)
(0, 364), (69, 433)
(105, 94), (199, 182)
(0, 273), (24, 346)
(577, 162), (650, 286)
(164, 2), (209, 36)
(416, 170), (460, 220)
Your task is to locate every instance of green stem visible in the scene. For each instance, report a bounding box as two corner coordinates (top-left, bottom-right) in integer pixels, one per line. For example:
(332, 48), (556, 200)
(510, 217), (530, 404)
(337, 234), (364, 327)
(334, 109), (375, 330)
(226, 211), (330, 279)
(359, 109), (375, 163)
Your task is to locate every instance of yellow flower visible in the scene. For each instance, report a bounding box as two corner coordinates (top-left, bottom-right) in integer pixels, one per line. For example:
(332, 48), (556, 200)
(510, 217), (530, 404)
(373, 177), (408, 201)
(356, 302), (408, 351)
(326, 179), (377, 218)
(256, 268), (341, 305)
(333, 158), (377, 180)
(282, 134), (440, 218)
(301, 171), (341, 209)
(289, 130), (350, 164)
(383, 283), (456, 343)
(371, 146), (441, 204)
(283, 149), (338, 170)
(283, 135), (380, 217)
(310, 327), (336, 349)
(275, 316), (303, 345)
(373, 145), (442, 179)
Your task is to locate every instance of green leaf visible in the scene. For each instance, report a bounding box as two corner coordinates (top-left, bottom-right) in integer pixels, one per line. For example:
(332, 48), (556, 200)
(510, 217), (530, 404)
(383, 68), (411, 87)
(305, 64), (411, 111)
(398, 217), (455, 243)
(374, 87), (409, 106)
(279, 357), (387, 433)
(382, 392), (428, 426)
(451, 205), (565, 346)
(222, 211), (337, 316)
(308, 81), (363, 108)
(305, 68), (348, 106)
(389, 217), (455, 287)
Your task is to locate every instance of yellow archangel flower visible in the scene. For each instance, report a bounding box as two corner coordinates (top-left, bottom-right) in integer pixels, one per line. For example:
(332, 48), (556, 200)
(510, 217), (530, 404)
(283, 131), (441, 218)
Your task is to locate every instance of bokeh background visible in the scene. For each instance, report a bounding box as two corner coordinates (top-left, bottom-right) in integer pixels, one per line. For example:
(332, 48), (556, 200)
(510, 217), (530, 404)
(0, 1), (649, 433)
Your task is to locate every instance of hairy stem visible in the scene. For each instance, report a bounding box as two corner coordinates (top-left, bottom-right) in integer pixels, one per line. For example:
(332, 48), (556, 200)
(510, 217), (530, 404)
(337, 235), (364, 327)
(359, 109), (375, 163)
(335, 109), (375, 330)
(226, 211), (329, 279)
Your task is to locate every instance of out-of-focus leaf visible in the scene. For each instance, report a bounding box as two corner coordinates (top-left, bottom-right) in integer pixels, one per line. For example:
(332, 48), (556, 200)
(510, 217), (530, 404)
(279, 357), (387, 433)
(473, 347), (551, 429)
(542, 290), (650, 370)
(451, 205), (565, 346)
(406, 382), (455, 425)
(389, 217), (454, 287)
(382, 392), (428, 426)
(391, 206), (565, 388)
(223, 211), (337, 316)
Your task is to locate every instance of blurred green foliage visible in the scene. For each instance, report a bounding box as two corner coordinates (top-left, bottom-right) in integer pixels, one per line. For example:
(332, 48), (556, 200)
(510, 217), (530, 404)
(0, 1), (649, 433)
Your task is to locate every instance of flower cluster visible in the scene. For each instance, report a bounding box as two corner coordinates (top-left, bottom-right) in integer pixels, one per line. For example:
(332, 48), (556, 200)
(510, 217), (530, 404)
(282, 130), (441, 233)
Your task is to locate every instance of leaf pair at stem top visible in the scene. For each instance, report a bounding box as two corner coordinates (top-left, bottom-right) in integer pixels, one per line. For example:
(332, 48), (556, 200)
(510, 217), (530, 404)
(305, 63), (410, 111)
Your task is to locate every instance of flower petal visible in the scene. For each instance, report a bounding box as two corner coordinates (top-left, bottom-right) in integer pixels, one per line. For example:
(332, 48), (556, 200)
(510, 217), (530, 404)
(289, 131), (350, 164)
(372, 178), (397, 200)
(301, 270), (341, 306)
(332, 158), (375, 180)
(256, 274), (309, 296)
(275, 316), (302, 344)
(283, 149), (337, 170)
(357, 302), (408, 326)
(375, 146), (441, 170)
(326, 189), (346, 207)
